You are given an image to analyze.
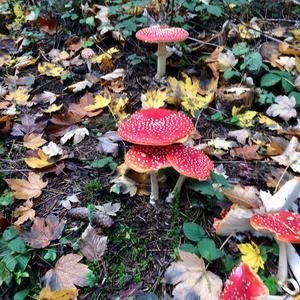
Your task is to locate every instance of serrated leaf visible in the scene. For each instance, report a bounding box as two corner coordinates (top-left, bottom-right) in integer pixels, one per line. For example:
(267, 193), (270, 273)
(261, 73), (281, 87)
(197, 238), (224, 261)
(183, 222), (205, 242)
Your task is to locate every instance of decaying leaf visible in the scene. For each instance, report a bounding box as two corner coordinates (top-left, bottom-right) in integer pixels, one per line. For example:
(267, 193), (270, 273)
(164, 251), (222, 300)
(44, 103), (63, 113)
(230, 145), (264, 160)
(13, 200), (35, 225)
(20, 214), (65, 249)
(24, 149), (54, 169)
(266, 95), (297, 121)
(95, 202), (121, 216)
(60, 194), (80, 210)
(6, 172), (48, 200)
(207, 137), (238, 150)
(60, 127), (89, 145)
(38, 62), (64, 77)
(228, 129), (251, 145)
(67, 80), (93, 93)
(11, 114), (47, 137)
(218, 50), (238, 72)
(43, 254), (90, 290)
(32, 91), (58, 104)
(23, 133), (47, 150)
(42, 142), (63, 158)
(96, 131), (122, 157)
(5, 87), (31, 106)
(38, 287), (78, 300)
(80, 225), (107, 260)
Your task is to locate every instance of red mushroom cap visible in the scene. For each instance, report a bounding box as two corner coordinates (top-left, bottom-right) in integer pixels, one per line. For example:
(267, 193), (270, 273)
(221, 263), (269, 300)
(125, 145), (172, 173)
(166, 145), (214, 180)
(136, 25), (189, 43)
(250, 211), (300, 243)
(81, 48), (95, 59)
(118, 108), (194, 146)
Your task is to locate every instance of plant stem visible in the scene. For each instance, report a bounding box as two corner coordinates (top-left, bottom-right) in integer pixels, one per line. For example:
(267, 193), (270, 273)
(277, 241), (288, 284)
(156, 43), (167, 78)
(166, 174), (185, 203)
(150, 171), (159, 205)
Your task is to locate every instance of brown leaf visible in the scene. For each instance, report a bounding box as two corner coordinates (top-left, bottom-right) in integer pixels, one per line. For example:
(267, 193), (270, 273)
(80, 225), (107, 260)
(230, 145), (264, 160)
(11, 114), (47, 137)
(266, 167), (294, 189)
(37, 16), (59, 35)
(23, 133), (47, 150)
(38, 287), (78, 300)
(43, 254), (90, 290)
(6, 172), (48, 200)
(50, 112), (83, 126)
(20, 214), (65, 249)
(13, 200), (35, 225)
(0, 213), (10, 236)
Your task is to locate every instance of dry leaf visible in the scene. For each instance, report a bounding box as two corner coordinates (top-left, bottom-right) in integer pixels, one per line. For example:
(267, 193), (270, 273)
(24, 149), (54, 169)
(38, 287), (78, 300)
(95, 202), (120, 216)
(23, 133), (47, 150)
(44, 103), (63, 113)
(218, 50), (238, 72)
(43, 254), (90, 290)
(67, 80), (93, 93)
(266, 96), (297, 121)
(13, 200), (35, 225)
(230, 145), (264, 160)
(228, 129), (251, 145)
(20, 214), (65, 249)
(96, 131), (122, 157)
(237, 242), (264, 272)
(50, 112), (83, 126)
(83, 94), (111, 111)
(6, 172), (48, 200)
(60, 127), (89, 145)
(11, 114), (47, 137)
(207, 137), (238, 150)
(164, 251), (222, 300)
(5, 87), (31, 106)
(80, 225), (107, 260)
(60, 194), (80, 210)
(32, 91), (57, 104)
(42, 142), (63, 158)
(38, 62), (64, 77)
(100, 68), (125, 82)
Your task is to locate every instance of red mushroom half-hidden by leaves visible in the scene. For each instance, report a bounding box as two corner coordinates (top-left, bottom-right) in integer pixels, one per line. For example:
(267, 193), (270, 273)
(125, 145), (172, 205)
(118, 108), (194, 146)
(165, 145), (214, 203)
(250, 211), (300, 284)
(221, 262), (269, 300)
(81, 48), (95, 73)
(136, 25), (188, 78)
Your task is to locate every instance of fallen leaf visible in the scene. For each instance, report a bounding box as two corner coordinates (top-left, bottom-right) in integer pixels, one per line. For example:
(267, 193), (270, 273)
(42, 142), (63, 158)
(279, 42), (300, 56)
(37, 16), (59, 35)
(230, 145), (264, 160)
(24, 149), (54, 169)
(32, 91), (58, 104)
(13, 200), (35, 225)
(20, 214), (65, 249)
(50, 112), (83, 126)
(232, 106), (258, 127)
(38, 287), (78, 300)
(164, 251), (222, 300)
(228, 129), (251, 145)
(218, 50), (238, 72)
(95, 202), (120, 216)
(207, 137), (238, 150)
(80, 225), (107, 260)
(109, 93), (129, 120)
(44, 103), (63, 113)
(60, 127), (89, 145)
(83, 94), (111, 111)
(141, 90), (168, 109)
(96, 131), (122, 157)
(5, 87), (31, 106)
(276, 56), (296, 72)
(23, 133), (47, 150)
(258, 114), (282, 130)
(38, 62), (64, 77)
(266, 95), (297, 121)
(266, 167), (294, 189)
(67, 80), (93, 93)
(60, 194), (80, 210)
(43, 254), (90, 290)
(110, 176), (138, 197)
(11, 114), (47, 137)
(91, 47), (119, 70)
(6, 172), (48, 200)
(237, 242), (264, 272)
(100, 68), (125, 82)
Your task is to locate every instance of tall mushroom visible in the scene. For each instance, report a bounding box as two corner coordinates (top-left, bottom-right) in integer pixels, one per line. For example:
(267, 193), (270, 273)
(250, 211), (300, 285)
(136, 25), (188, 79)
(221, 262), (269, 300)
(165, 145), (214, 202)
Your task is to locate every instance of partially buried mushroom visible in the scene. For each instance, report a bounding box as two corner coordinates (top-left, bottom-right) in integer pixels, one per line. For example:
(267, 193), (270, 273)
(136, 25), (188, 79)
(165, 145), (214, 203)
(125, 145), (171, 205)
(250, 211), (300, 285)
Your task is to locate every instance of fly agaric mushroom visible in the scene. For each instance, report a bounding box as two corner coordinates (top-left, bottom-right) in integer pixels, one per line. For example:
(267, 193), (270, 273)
(81, 48), (95, 72)
(221, 262), (269, 300)
(136, 25), (188, 78)
(165, 145), (214, 202)
(118, 108), (194, 146)
(250, 211), (300, 284)
(125, 145), (172, 204)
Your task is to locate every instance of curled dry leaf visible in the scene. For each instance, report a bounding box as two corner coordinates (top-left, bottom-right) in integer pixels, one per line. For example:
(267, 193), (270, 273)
(60, 127), (89, 145)
(80, 225), (107, 260)
(23, 133), (47, 150)
(13, 200), (35, 225)
(43, 254), (90, 290)
(38, 287), (78, 300)
(67, 207), (113, 228)
(6, 172), (48, 200)
(266, 95), (297, 121)
(60, 194), (80, 210)
(67, 79), (93, 93)
(42, 141), (63, 158)
(164, 251), (222, 300)
(207, 137), (238, 150)
(228, 129), (251, 145)
(96, 131), (122, 157)
(32, 91), (57, 104)
(20, 214), (65, 249)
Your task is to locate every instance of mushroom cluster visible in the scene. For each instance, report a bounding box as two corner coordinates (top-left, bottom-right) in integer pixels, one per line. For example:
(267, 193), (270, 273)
(118, 108), (214, 204)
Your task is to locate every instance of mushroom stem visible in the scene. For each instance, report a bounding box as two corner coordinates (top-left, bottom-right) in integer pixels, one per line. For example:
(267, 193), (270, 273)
(86, 60), (92, 73)
(277, 241), (288, 284)
(287, 244), (300, 285)
(150, 171), (159, 205)
(156, 43), (167, 78)
(166, 174), (186, 203)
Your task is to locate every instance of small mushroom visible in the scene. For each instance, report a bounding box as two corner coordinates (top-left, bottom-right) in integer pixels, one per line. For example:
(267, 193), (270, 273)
(165, 145), (214, 203)
(81, 48), (95, 73)
(118, 108), (194, 146)
(136, 25), (188, 79)
(221, 262), (269, 300)
(125, 145), (171, 205)
(250, 211), (300, 284)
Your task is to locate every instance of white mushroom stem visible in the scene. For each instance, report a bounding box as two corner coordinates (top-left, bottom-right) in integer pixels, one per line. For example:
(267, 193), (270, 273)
(278, 241), (288, 284)
(149, 171), (159, 205)
(156, 43), (167, 79)
(86, 60), (92, 73)
(165, 174), (186, 203)
(287, 244), (300, 285)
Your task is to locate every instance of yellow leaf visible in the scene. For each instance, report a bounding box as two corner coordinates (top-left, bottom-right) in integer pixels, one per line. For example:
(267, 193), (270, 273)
(258, 114), (282, 130)
(91, 47), (119, 70)
(38, 287), (78, 300)
(13, 2), (24, 24)
(279, 42), (300, 56)
(182, 93), (214, 117)
(23, 133), (47, 150)
(296, 56), (300, 73)
(5, 87), (30, 106)
(38, 62), (64, 77)
(109, 94), (129, 120)
(232, 106), (257, 127)
(237, 242), (264, 273)
(44, 103), (63, 113)
(84, 95), (111, 111)
(141, 90), (168, 109)
(13, 200), (35, 225)
(24, 149), (54, 169)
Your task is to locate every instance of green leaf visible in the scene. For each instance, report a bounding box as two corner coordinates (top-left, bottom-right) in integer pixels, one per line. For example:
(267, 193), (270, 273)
(256, 89), (275, 105)
(197, 238), (224, 261)
(242, 52), (262, 72)
(3, 227), (18, 241)
(86, 271), (97, 287)
(0, 261), (11, 286)
(190, 181), (215, 196)
(83, 40), (94, 48)
(0, 193), (14, 206)
(2, 255), (17, 272)
(281, 77), (294, 94)
(263, 276), (278, 295)
(223, 255), (235, 273)
(14, 288), (30, 300)
(210, 172), (229, 187)
(211, 112), (224, 121)
(289, 91), (300, 105)
(15, 254), (30, 271)
(87, 203), (96, 224)
(206, 4), (223, 16)
(232, 42), (249, 56)
(183, 222), (205, 242)
(223, 70), (241, 80)
(180, 243), (198, 254)
(261, 73), (281, 87)
(43, 248), (57, 262)
(91, 157), (117, 171)
(8, 237), (27, 254)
